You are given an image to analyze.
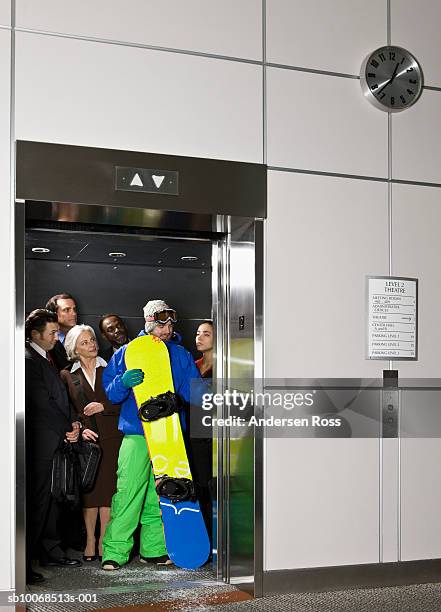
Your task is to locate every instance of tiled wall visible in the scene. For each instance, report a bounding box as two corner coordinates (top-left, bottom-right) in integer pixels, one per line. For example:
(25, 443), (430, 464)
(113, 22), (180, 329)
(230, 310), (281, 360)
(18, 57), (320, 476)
(16, 0), (263, 60)
(391, 0), (441, 88)
(263, 0), (441, 571)
(266, 0), (386, 75)
(1, 0), (441, 586)
(15, 32), (263, 162)
(0, 0), (10, 27)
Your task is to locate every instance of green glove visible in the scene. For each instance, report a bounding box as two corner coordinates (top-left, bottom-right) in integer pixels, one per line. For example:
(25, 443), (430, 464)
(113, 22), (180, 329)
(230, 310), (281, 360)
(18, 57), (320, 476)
(121, 368), (144, 388)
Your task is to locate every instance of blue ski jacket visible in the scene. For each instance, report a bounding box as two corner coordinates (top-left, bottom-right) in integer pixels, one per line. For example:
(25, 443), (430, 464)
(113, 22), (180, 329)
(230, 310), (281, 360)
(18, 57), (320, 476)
(102, 330), (203, 436)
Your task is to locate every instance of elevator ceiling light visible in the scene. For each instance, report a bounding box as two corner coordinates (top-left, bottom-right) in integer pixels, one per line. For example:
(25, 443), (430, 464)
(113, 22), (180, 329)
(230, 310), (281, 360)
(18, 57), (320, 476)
(32, 247), (50, 253)
(181, 256), (198, 261)
(109, 252), (126, 258)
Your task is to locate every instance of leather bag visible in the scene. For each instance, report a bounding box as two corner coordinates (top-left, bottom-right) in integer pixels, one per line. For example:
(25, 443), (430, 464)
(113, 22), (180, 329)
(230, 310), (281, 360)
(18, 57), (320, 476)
(75, 439), (102, 491)
(51, 440), (81, 506)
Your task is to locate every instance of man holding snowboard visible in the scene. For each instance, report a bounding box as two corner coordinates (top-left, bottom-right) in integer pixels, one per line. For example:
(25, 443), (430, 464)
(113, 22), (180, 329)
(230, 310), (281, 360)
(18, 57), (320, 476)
(101, 299), (201, 570)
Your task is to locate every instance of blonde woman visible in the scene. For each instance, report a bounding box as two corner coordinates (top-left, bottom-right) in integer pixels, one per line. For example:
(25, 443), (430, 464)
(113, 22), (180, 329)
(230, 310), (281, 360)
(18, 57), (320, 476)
(61, 324), (123, 561)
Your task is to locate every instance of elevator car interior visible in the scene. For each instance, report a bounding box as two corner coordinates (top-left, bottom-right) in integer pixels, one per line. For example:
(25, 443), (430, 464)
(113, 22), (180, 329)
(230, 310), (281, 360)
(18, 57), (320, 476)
(15, 141), (266, 604)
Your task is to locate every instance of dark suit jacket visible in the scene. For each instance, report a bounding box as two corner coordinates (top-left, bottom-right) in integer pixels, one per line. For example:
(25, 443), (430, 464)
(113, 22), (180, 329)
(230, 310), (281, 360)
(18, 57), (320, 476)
(49, 340), (70, 372)
(99, 346), (114, 363)
(25, 345), (74, 458)
(99, 342), (131, 364)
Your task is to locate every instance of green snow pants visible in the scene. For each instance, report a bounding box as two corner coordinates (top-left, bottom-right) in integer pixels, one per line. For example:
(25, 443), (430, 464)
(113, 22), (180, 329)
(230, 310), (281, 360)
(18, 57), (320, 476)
(102, 435), (167, 565)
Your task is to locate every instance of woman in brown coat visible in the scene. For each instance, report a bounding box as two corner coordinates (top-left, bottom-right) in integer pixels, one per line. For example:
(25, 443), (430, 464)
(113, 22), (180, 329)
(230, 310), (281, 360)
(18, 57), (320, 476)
(61, 324), (123, 561)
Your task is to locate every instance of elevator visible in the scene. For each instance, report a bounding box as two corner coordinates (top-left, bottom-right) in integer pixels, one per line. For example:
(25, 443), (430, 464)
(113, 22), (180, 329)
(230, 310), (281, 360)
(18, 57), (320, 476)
(14, 141), (266, 601)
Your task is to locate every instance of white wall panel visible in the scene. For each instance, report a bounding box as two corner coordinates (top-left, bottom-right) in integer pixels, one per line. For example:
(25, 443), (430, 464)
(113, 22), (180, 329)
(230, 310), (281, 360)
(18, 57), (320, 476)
(266, 171), (389, 378)
(0, 28), (12, 590)
(265, 439), (379, 570)
(400, 438), (441, 561)
(267, 0), (386, 75)
(381, 439), (399, 562)
(15, 33), (262, 163)
(392, 90), (441, 184)
(394, 185), (441, 560)
(267, 68), (388, 177)
(392, 183), (441, 378)
(16, 0), (262, 60)
(0, 0), (10, 26)
(391, 0), (441, 88)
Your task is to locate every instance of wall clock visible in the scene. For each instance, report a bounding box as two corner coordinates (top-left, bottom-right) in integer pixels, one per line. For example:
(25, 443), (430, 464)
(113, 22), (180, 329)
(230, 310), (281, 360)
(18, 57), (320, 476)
(360, 46), (423, 112)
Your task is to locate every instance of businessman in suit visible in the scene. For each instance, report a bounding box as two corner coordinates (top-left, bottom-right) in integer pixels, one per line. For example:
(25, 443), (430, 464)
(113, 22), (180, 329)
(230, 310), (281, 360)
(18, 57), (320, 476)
(45, 293), (78, 371)
(25, 309), (82, 584)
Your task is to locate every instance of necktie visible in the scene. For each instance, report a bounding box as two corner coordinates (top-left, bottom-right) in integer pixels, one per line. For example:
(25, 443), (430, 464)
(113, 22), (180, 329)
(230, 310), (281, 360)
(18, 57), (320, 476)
(46, 352), (56, 367)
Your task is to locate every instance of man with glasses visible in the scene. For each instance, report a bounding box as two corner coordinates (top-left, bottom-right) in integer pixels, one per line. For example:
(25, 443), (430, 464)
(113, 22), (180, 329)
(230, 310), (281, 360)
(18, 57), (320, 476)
(101, 300), (201, 570)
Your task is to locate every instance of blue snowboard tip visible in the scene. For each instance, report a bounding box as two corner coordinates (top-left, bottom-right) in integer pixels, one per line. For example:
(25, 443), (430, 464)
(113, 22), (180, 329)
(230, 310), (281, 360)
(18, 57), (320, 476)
(160, 498), (210, 569)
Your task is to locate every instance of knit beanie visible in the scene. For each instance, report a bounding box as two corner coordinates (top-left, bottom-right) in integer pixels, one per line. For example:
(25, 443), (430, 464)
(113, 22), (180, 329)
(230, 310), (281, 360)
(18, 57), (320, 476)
(143, 299), (170, 334)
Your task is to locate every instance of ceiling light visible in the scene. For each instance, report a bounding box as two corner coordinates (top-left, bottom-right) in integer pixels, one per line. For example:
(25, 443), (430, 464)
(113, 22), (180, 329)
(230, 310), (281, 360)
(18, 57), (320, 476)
(109, 252), (126, 258)
(181, 256), (198, 261)
(32, 247), (50, 254)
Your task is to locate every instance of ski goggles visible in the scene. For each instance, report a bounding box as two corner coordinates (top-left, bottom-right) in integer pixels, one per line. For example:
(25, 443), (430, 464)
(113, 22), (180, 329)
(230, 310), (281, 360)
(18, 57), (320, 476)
(146, 309), (177, 324)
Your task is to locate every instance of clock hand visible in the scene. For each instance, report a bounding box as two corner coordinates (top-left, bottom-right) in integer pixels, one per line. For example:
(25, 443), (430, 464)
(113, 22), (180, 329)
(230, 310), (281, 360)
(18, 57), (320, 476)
(395, 65), (414, 80)
(376, 78), (393, 96)
(375, 62), (400, 95)
(389, 62), (400, 84)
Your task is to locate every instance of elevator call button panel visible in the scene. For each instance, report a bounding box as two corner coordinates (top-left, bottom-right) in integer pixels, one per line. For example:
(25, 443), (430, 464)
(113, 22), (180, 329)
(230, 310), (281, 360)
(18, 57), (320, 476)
(115, 166), (179, 196)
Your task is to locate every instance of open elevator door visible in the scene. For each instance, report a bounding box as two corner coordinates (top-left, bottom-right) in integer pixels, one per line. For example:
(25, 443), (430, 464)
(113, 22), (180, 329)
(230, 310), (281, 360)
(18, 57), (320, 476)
(15, 142), (267, 598)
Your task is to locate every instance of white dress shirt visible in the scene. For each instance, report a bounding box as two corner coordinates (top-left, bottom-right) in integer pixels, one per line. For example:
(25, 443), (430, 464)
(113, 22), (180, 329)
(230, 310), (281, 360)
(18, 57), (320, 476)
(70, 356), (107, 391)
(30, 341), (49, 360)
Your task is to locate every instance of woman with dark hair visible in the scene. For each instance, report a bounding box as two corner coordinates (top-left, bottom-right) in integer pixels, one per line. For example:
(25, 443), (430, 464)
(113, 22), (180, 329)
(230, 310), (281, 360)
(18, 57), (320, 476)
(192, 320), (214, 552)
(195, 320), (213, 378)
(61, 324), (123, 562)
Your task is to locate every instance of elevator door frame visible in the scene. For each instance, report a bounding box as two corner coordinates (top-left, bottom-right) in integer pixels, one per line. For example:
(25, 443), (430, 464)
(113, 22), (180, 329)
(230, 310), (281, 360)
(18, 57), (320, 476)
(15, 201), (264, 599)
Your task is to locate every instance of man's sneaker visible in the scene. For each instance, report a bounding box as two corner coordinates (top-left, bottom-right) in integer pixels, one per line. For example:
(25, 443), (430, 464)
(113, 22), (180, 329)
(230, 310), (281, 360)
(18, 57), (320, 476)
(140, 554), (173, 566)
(102, 560), (120, 571)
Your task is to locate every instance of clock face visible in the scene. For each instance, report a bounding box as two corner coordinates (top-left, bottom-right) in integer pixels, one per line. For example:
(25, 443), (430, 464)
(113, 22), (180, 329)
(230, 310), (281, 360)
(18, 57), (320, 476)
(360, 46), (423, 112)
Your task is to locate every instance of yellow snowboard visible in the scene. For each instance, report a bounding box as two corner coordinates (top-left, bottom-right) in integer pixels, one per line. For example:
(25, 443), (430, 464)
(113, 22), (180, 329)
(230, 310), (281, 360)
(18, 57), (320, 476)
(125, 334), (210, 569)
(125, 334), (191, 480)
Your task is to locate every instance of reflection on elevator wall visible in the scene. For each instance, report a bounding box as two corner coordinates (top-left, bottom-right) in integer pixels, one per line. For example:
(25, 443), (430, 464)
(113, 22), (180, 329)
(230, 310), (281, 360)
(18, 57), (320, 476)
(226, 218), (256, 584)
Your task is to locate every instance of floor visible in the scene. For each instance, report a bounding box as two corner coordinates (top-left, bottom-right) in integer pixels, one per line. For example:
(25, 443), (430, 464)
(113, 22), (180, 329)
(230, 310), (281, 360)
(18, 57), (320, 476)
(27, 574), (441, 612)
(27, 553), (239, 612)
(26, 551), (441, 612)
(209, 583), (441, 612)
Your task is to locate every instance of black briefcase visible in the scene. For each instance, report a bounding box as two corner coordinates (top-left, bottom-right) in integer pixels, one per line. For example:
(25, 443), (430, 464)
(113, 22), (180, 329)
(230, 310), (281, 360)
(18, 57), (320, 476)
(51, 441), (80, 506)
(75, 440), (102, 492)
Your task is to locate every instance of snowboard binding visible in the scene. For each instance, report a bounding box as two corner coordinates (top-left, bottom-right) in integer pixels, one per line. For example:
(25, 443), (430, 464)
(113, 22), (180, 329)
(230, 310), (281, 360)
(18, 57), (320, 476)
(138, 391), (180, 422)
(155, 476), (197, 503)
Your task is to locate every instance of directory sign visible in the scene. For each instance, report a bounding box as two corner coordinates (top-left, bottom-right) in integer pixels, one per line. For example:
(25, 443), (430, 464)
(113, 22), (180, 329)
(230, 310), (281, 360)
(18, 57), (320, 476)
(367, 276), (418, 360)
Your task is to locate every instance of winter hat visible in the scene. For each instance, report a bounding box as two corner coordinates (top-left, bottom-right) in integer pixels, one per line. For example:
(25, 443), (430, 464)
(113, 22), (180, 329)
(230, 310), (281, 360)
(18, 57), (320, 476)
(143, 299), (170, 334)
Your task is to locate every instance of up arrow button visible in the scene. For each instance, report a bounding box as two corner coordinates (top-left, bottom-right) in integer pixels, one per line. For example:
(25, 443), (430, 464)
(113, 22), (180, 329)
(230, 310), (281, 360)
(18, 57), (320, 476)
(130, 173), (143, 187)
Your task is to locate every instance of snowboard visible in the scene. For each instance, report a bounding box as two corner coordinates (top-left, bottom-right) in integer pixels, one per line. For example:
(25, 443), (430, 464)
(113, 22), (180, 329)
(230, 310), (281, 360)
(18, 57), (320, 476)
(125, 334), (210, 569)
